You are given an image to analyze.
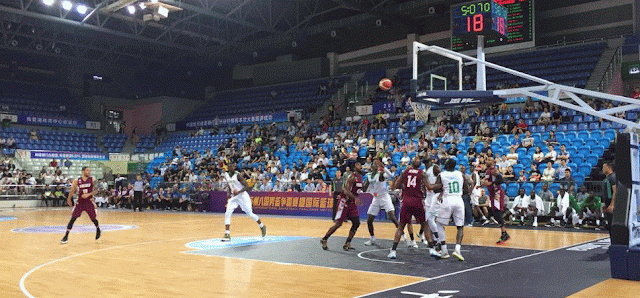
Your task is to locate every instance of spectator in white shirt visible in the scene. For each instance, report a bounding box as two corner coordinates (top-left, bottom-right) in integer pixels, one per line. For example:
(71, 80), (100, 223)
(506, 147), (519, 166)
(259, 179), (273, 192)
(400, 152), (410, 166)
(548, 188), (571, 226)
(541, 145), (557, 164)
(541, 161), (555, 182)
(304, 179), (316, 192)
(537, 108), (551, 125)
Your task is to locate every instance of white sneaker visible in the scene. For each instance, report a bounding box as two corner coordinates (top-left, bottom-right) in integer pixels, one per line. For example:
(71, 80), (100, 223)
(452, 251), (464, 261)
(429, 248), (439, 257)
(405, 238), (413, 247)
(466, 223), (473, 227)
(410, 240), (419, 248)
(364, 239), (375, 246)
(491, 218), (499, 225)
(482, 219), (490, 225)
(532, 221), (538, 227)
(387, 250), (397, 259)
(439, 252), (451, 259)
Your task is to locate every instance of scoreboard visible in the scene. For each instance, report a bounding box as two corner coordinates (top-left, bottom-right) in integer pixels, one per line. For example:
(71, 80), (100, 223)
(451, 0), (534, 52)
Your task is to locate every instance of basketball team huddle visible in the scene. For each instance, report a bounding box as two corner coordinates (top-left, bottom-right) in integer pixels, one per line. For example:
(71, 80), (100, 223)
(321, 156), (510, 261)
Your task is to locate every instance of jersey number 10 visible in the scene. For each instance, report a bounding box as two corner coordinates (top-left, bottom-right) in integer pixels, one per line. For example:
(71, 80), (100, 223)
(448, 181), (460, 193)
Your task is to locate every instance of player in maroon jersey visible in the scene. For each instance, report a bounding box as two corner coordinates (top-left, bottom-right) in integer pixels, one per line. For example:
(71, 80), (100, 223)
(321, 162), (363, 251)
(481, 157), (510, 244)
(60, 167), (101, 244)
(388, 157), (430, 259)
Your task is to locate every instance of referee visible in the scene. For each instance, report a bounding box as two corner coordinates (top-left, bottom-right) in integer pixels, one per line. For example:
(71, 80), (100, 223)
(133, 175), (144, 212)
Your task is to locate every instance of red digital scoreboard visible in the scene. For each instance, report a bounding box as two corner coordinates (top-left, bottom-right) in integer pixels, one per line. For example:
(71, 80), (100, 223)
(451, 0), (534, 52)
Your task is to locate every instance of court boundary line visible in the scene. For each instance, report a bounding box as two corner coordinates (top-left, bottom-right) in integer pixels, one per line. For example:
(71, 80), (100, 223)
(352, 236), (610, 298)
(19, 236), (204, 298)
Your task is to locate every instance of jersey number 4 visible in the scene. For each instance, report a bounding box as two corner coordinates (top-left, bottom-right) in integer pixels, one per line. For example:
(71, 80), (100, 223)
(407, 176), (417, 188)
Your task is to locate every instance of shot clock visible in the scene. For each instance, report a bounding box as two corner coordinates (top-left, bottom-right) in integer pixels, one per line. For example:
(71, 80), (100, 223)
(451, 0), (534, 52)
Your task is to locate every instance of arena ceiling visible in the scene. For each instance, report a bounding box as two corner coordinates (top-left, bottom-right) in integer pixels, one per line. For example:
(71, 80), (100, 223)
(0, 0), (600, 67)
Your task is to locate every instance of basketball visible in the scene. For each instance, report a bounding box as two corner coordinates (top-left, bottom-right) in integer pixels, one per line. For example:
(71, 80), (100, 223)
(379, 78), (392, 91)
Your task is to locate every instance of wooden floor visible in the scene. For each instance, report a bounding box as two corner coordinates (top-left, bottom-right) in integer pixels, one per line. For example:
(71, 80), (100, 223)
(0, 208), (611, 297)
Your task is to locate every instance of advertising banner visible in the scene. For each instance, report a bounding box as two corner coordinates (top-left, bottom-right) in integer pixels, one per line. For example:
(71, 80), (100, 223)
(207, 191), (375, 218)
(31, 150), (108, 161)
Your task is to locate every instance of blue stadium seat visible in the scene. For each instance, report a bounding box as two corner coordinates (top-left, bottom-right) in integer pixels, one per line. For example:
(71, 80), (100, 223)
(585, 154), (599, 166)
(592, 145), (605, 157)
(506, 184), (519, 197)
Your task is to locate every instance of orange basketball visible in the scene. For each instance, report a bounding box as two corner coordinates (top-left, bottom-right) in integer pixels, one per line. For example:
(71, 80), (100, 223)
(379, 78), (392, 91)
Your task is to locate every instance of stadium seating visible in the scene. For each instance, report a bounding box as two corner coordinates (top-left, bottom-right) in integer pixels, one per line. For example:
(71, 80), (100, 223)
(187, 77), (348, 121)
(102, 134), (128, 153)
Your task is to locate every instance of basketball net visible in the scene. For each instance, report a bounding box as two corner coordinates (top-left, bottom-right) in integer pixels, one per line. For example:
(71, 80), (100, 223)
(408, 99), (431, 122)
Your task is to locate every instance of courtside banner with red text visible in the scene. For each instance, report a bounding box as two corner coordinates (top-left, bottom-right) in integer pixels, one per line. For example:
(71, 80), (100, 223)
(208, 191), (374, 218)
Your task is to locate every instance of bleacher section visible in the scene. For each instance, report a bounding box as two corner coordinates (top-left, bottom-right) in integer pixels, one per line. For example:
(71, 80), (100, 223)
(103, 134), (128, 153)
(154, 131), (250, 153)
(4, 128), (100, 152)
(0, 81), (81, 118)
(134, 135), (157, 154)
(23, 158), (103, 181)
(188, 77), (347, 121)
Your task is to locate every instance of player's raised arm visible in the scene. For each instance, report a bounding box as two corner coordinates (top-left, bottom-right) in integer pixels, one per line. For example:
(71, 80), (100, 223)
(362, 175), (371, 193)
(66, 179), (78, 207)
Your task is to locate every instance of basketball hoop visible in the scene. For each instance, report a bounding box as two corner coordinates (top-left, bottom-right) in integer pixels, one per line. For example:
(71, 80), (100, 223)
(409, 99), (431, 122)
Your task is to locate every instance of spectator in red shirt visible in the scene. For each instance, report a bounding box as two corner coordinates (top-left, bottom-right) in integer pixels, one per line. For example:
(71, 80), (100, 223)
(49, 159), (58, 168)
(631, 86), (640, 99)
(516, 118), (528, 134)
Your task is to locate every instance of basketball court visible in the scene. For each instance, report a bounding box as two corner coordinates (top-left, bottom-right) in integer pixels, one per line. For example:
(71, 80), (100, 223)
(1, 208), (637, 297)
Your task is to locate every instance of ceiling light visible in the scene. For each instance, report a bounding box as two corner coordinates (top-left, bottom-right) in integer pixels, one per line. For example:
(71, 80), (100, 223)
(61, 0), (72, 11)
(139, 2), (146, 9)
(127, 5), (135, 14)
(42, 0), (55, 6)
(77, 4), (88, 14)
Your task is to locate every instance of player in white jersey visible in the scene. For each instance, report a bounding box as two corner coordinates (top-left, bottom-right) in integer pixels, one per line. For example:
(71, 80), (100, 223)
(429, 159), (470, 261)
(364, 158), (402, 246)
(421, 158), (441, 252)
(221, 163), (267, 241)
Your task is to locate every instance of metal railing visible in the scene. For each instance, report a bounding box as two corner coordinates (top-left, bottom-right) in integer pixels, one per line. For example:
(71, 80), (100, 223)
(598, 47), (621, 92)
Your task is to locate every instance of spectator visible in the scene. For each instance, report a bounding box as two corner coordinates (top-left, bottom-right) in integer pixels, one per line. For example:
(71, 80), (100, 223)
(473, 188), (490, 224)
(29, 129), (38, 141)
(400, 152), (410, 166)
(6, 137), (16, 149)
(521, 131), (534, 149)
(516, 118), (528, 134)
(556, 159), (570, 180)
(631, 86), (640, 99)
(541, 145), (557, 164)
(532, 146), (544, 165)
(466, 141), (478, 161)
(539, 183), (554, 203)
(506, 116), (517, 134)
(506, 147), (519, 166)
(510, 134), (522, 150)
(503, 166), (516, 181)
(544, 131), (558, 147)
(447, 143), (460, 157)
(541, 161), (555, 182)
(537, 108), (551, 125)
(63, 158), (72, 168)
(304, 179), (316, 192)
(517, 170), (527, 182)
(528, 164), (541, 182)
(557, 144), (570, 162)
(551, 106), (563, 125)
(559, 168), (575, 191)
(49, 159), (58, 168)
